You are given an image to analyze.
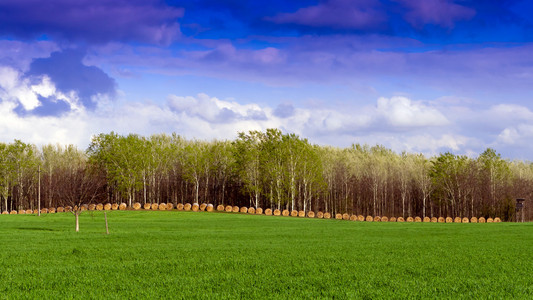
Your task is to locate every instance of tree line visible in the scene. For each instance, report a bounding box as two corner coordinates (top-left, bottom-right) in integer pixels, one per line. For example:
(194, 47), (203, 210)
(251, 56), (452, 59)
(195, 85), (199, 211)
(0, 129), (531, 221)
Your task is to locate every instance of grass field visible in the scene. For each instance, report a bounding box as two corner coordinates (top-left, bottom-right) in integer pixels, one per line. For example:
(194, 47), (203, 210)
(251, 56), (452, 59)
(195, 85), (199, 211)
(0, 211), (532, 299)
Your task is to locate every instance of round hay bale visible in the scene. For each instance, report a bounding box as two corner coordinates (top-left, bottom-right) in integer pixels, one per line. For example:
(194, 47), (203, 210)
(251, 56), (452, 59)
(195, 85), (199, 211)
(112, 203), (119, 210)
(423, 217), (431, 223)
(119, 203), (127, 210)
(65, 206), (72, 212)
(462, 217), (469, 223)
(307, 211), (315, 218)
(397, 217), (405, 222)
(265, 208), (273, 216)
(256, 207), (263, 215)
(224, 205), (232, 212)
(10, 210), (17, 214)
(470, 217), (478, 223)
(487, 217), (494, 223)
(406, 217), (414, 222)
(342, 213), (350, 220)
(177, 203), (185, 211)
(478, 217), (486, 223)
(159, 203), (167, 210)
(151, 203), (159, 210)
(374, 216), (381, 222)
(273, 209), (281, 216)
(42, 208), (49, 213)
(290, 210), (298, 217)
(298, 211), (305, 218)
(82, 204), (89, 210)
(324, 212), (331, 219)
(240, 207), (248, 213)
(1, 211), (8, 215)
(282, 209), (289, 216)
(454, 217), (462, 223)
(390, 217), (397, 222)
(357, 215), (365, 222)
(414, 217), (421, 222)
(335, 213), (342, 220)
(49, 207), (56, 213)
(133, 203), (141, 210)
(144, 203), (151, 210)
(57, 207), (64, 213)
(494, 217), (501, 223)
(26, 209), (33, 214)
(232, 206), (239, 213)
(88, 204), (96, 210)
(317, 211), (324, 219)
(104, 203), (112, 211)
(445, 217), (453, 223)
(248, 207), (255, 214)
(216, 204), (224, 211)
(18, 210), (25, 214)
(350, 214), (357, 221)
(200, 203), (207, 211)
(184, 203), (192, 211)
(95, 204), (103, 211)
(206, 204), (214, 212)
(381, 216), (388, 222)
(438, 217), (445, 223)
(366, 215), (373, 222)
(166, 203), (174, 210)
(431, 217), (437, 223)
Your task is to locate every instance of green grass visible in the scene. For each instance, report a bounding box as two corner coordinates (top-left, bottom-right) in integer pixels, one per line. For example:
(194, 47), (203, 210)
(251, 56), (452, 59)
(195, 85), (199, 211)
(0, 211), (532, 299)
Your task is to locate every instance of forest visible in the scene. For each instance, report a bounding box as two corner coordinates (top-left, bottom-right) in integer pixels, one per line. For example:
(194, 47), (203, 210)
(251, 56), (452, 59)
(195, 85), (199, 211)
(0, 129), (531, 221)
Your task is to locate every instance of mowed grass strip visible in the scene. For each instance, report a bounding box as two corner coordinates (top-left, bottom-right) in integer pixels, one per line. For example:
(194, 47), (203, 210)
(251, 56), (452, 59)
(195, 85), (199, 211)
(0, 211), (532, 299)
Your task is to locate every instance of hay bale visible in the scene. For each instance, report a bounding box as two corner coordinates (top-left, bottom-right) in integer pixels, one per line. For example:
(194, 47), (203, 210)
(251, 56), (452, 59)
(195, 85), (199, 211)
(324, 212), (331, 219)
(265, 208), (273, 216)
(256, 207), (263, 215)
(57, 207), (65, 213)
(111, 203), (119, 210)
(151, 203), (159, 210)
(184, 203), (192, 211)
(350, 215), (357, 221)
(133, 203), (141, 210)
(177, 203), (185, 211)
(290, 210), (298, 217)
(423, 217), (431, 223)
(342, 213), (349, 220)
(397, 217), (405, 222)
(494, 217), (501, 223)
(273, 209), (281, 216)
(18, 210), (25, 214)
(461, 217), (468, 223)
(357, 215), (365, 222)
(374, 216), (382, 222)
(65, 206), (72, 212)
(389, 217), (397, 222)
(307, 211), (315, 218)
(282, 209), (289, 216)
(200, 203), (207, 211)
(95, 204), (103, 211)
(470, 217), (478, 223)
(381, 216), (388, 222)
(240, 207), (248, 213)
(487, 217), (494, 223)
(454, 217), (462, 223)
(431, 217), (437, 223)
(317, 211), (324, 219)
(366, 215), (373, 222)
(82, 204), (89, 210)
(42, 208), (49, 213)
(414, 217), (421, 222)
(49, 207), (56, 213)
(225, 205), (232, 212)
(159, 203), (167, 210)
(1, 211), (8, 215)
(248, 207), (255, 214)
(335, 213), (342, 220)
(26, 209), (33, 214)
(478, 217), (486, 223)
(10, 210), (17, 214)
(232, 206), (239, 213)
(297, 210), (304, 218)
(406, 217), (414, 222)
(445, 217), (453, 223)
(438, 217), (445, 223)
(88, 204), (96, 210)
(216, 204), (224, 211)
(144, 203), (151, 210)
(104, 203), (113, 211)
(206, 204), (214, 212)
(119, 203), (127, 210)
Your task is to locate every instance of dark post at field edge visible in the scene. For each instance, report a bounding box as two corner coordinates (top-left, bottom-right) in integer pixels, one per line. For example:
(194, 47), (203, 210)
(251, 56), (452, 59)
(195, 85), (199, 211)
(515, 199), (525, 222)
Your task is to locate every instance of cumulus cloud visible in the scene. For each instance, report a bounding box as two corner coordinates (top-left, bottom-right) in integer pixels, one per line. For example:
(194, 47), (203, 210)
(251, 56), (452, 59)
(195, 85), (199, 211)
(376, 96), (449, 127)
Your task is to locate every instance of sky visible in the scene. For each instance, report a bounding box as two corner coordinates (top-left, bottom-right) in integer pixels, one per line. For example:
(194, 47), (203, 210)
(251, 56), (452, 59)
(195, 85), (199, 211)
(1, 0), (533, 159)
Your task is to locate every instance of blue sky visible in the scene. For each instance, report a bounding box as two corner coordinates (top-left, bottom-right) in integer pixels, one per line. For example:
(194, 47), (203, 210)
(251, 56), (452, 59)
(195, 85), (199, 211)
(1, 0), (533, 159)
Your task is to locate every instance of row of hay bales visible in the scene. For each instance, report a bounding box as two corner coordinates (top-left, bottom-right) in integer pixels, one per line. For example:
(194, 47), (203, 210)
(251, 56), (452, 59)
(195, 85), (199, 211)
(1, 202), (130, 215)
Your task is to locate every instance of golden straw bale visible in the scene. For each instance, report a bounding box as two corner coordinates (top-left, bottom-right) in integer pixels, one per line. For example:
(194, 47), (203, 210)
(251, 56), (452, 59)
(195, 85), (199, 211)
(2, 211), (8, 215)
(445, 217), (453, 223)
(133, 203), (141, 210)
(494, 217), (501, 223)
(317, 211), (324, 219)
(487, 218), (494, 223)
(324, 212), (331, 219)
(159, 203), (167, 210)
(366, 215), (374, 222)
(151, 203), (159, 210)
(177, 203), (184, 211)
(143, 203), (150, 210)
(282, 209), (289, 216)
(462, 217), (469, 223)
(397, 217), (405, 222)
(18, 210), (25, 214)
(184, 203), (192, 211)
(82, 204), (89, 210)
(95, 204), (103, 211)
(26, 209), (33, 214)
(232, 206), (239, 213)
(335, 213), (342, 220)
(431, 217), (437, 223)
(206, 204), (214, 212)
(103, 203), (111, 211)
(119, 203), (127, 210)
(423, 217), (431, 223)
(453, 217), (461, 223)
(166, 203), (173, 210)
(298, 211), (305, 218)
(56, 207), (64, 213)
(478, 217), (486, 223)
(374, 216), (381, 222)
(41, 208), (49, 213)
(49, 207), (56, 213)
(216, 204), (224, 211)
(357, 215), (365, 222)
(350, 215), (357, 221)
(307, 211), (315, 218)
(200, 203), (207, 211)
(406, 217), (414, 222)
(65, 206), (72, 212)
(470, 217), (478, 223)
(381, 216), (388, 222)
(256, 207), (263, 215)
(88, 204), (96, 210)
(438, 217), (445, 223)
(290, 210), (298, 217)
(273, 209), (281, 216)
(10, 210), (17, 214)
(390, 217), (397, 222)
(342, 213), (349, 220)
(240, 207), (248, 213)
(265, 208), (272, 216)
(248, 207), (255, 214)
(112, 203), (119, 210)
(414, 217), (421, 222)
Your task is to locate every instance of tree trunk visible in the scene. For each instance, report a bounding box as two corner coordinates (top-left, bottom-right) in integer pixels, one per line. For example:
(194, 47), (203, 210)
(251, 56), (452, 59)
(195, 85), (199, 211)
(75, 212), (80, 232)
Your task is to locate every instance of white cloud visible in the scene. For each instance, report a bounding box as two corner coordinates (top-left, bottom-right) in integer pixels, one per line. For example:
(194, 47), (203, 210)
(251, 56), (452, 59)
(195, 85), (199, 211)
(377, 96), (449, 127)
